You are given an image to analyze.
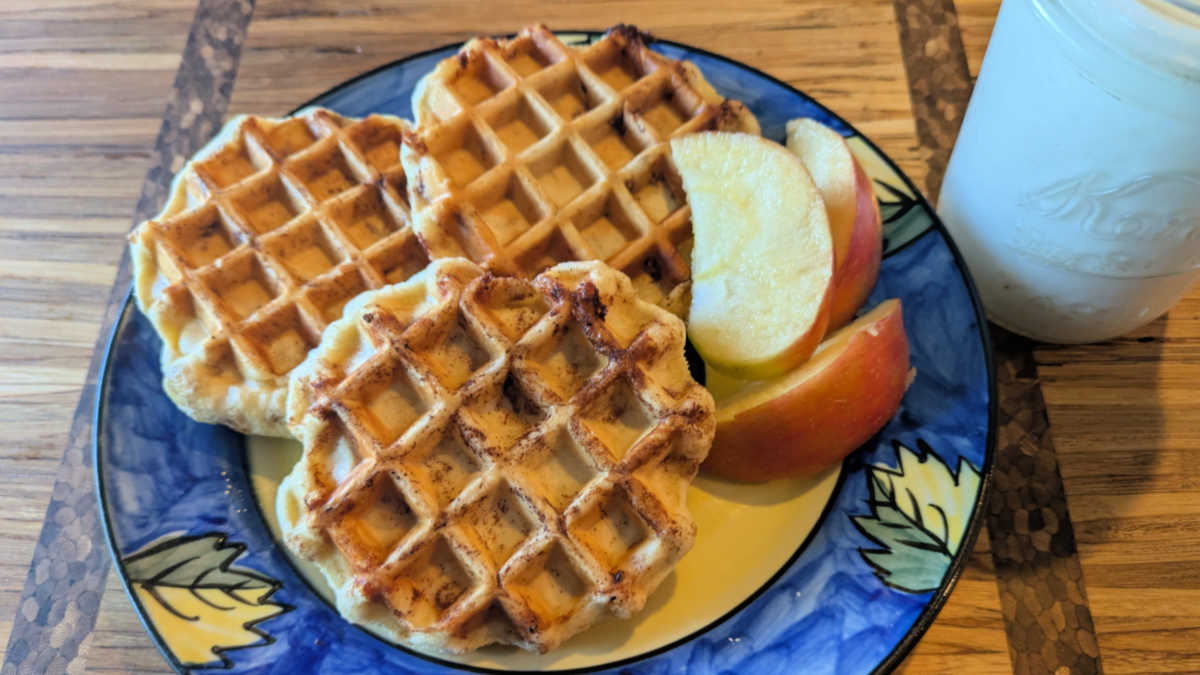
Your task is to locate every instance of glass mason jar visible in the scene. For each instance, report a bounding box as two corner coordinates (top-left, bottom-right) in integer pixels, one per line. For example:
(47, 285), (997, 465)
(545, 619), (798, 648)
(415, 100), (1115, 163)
(938, 0), (1200, 343)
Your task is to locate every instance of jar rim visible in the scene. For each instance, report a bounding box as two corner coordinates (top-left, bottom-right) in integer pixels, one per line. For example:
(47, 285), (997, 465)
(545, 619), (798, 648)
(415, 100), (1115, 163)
(1034, 0), (1200, 81)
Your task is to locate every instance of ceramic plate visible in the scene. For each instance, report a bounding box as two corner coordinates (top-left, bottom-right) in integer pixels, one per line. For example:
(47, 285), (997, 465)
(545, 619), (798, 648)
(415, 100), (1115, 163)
(95, 32), (995, 674)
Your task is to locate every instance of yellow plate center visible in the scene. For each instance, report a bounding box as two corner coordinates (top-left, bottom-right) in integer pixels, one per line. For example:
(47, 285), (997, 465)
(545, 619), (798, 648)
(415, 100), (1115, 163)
(246, 436), (840, 671)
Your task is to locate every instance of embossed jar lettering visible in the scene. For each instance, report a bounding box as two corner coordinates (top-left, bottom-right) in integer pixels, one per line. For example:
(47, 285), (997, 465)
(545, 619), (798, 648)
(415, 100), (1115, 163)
(937, 0), (1200, 343)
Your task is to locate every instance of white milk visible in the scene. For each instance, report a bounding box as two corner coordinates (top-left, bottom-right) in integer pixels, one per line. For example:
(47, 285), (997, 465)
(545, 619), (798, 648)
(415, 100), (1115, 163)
(938, 0), (1200, 343)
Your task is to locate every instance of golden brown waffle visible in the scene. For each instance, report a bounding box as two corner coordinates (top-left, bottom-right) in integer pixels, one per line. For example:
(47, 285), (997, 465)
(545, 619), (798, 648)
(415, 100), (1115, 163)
(129, 108), (430, 436)
(402, 24), (760, 317)
(277, 258), (714, 654)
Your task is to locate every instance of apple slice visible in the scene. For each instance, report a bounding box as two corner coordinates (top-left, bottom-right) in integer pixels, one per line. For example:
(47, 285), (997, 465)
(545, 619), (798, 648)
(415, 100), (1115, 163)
(786, 118), (883, 329)
(703, 299), (909, 482)
(671, 131), (835, 380)
(786, 119), (857, 272)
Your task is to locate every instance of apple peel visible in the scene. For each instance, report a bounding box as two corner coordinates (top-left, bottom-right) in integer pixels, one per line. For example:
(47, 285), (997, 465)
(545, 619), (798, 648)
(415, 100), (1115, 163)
(786, 118), (884, 330)
(703, 299), (910, 482)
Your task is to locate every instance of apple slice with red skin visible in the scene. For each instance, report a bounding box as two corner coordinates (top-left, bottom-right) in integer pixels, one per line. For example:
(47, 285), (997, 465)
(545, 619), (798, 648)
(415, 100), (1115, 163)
(702, 299), (909, 482)
(828, 161), (883, 328)
(786, 119), (883, 329)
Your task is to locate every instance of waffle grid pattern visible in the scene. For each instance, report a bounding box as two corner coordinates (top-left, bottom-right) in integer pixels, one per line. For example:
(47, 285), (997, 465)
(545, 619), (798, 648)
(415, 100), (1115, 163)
(404, 24), (759, 317)
(128, 109), (430, 436)
(279, 259), (715, 654)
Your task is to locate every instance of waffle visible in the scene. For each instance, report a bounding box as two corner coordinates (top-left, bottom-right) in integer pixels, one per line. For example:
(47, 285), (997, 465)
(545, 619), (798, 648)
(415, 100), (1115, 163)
(128, 108), (430, 436)
(402, 24), (760, 317)
(277, 257), (714, 654)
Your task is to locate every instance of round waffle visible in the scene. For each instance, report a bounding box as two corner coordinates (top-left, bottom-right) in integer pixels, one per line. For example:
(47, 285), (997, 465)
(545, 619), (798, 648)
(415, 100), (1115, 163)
(277, 257), (714, 654)
(128, 108), (429, 436)
(402, 24), (760, 317)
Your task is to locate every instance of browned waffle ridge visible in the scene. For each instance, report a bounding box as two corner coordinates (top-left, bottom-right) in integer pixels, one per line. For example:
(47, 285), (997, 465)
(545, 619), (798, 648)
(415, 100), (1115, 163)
(128, 109), (429, 436)
(402, 24), (760, 318)
(278, 257), (715, 654)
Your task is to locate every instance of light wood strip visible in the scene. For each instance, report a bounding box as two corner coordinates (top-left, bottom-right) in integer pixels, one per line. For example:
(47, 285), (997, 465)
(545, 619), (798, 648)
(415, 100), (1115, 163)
(0, 0), (195, 665)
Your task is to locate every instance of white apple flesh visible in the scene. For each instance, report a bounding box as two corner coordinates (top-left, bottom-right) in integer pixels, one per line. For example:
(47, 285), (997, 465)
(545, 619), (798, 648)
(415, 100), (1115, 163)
(671, 132), (835, 380)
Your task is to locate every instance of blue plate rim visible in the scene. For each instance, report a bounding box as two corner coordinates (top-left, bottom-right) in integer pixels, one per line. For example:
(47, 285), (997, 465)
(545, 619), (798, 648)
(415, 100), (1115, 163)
(93, 289), (186, 673)
(92, 29), (997, 675)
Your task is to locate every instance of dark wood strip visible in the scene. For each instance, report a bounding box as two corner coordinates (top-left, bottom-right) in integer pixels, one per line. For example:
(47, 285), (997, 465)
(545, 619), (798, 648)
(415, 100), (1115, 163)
(1, 1), (255, 671)
(990, 329), (1103, 674)
(890, 1), (1102, 673)
(891, 0), (974, 197)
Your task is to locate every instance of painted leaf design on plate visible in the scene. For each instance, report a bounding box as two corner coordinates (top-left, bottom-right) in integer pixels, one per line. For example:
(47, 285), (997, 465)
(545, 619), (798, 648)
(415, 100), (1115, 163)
(122, 533), (288, 669)
(875, 180), (927, 255)
(852, 440), (982, 593)
(847, 136), (928, 255)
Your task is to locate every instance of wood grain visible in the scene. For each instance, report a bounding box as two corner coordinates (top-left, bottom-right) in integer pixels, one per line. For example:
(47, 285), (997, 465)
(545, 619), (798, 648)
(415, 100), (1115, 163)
(0, 0), (193, 664)
(3, 0), (1198, 672)
(228, 1), (927, 180)
(1041, 297), (1200, 673)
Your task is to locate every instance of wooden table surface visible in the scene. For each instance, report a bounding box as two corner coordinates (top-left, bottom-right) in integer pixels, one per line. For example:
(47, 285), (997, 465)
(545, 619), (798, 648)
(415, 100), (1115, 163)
(2, 1), (1197, 672)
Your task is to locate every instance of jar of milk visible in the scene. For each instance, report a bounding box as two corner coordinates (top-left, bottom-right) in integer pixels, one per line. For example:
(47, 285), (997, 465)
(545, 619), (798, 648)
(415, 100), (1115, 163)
(938, 0), (1200, 343)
